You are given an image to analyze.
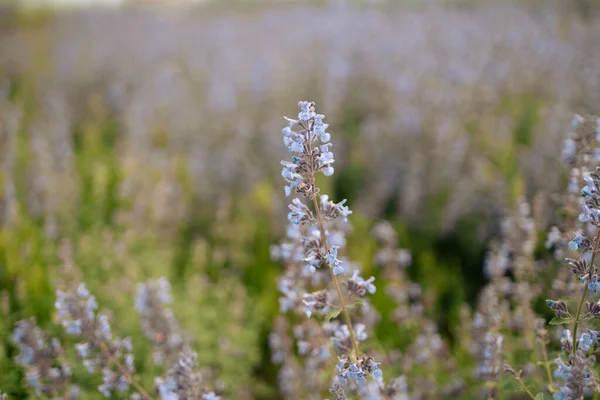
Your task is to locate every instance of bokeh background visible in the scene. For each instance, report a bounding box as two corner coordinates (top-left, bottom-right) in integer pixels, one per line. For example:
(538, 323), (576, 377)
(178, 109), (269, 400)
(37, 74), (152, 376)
(1, 0), (600, 398)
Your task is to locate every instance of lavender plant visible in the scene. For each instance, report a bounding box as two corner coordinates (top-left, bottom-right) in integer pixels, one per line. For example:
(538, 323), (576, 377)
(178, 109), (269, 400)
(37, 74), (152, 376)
(153, 351), (221, 400)
(54, 283), (148, 398)
(545, 115), (600, 399)
(10, 278), (222, 400)
(275, 101), (382, 395)
(135, 278), (192, 368)
(12, 318), (80, 398)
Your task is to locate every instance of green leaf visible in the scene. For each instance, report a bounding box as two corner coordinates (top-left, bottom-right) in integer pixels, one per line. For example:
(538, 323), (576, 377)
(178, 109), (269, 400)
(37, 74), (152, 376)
(325, 308), (342, 322)
(535, 393), (544, 400)
(549, 317), (573, 325)
(347, 299), (365, 309)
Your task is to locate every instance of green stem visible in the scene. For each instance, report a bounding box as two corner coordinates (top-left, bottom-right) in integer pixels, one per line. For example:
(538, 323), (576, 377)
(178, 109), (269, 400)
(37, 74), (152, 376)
(304, 119), (361, 361)
(539, 334), (554, 391)
(514, 373), (537, 400)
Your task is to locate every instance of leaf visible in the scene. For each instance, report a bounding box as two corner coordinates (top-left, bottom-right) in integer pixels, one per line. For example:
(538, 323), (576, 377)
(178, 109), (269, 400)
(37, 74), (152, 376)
(347, 299), (365, 309)
(535, 393), (544, 400)
(549, 317), (573, 325)
(325, 308), (342, 323)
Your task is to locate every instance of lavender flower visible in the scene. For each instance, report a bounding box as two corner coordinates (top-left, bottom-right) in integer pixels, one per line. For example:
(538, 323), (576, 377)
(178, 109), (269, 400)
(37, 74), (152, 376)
(545, 115), (600, 398)
(12, 318), (79, 398)
(135, 278), (192, 367)
(55, 283), (140, 398)
(272, 101), (384, 396)
(154, 351), (220, 400)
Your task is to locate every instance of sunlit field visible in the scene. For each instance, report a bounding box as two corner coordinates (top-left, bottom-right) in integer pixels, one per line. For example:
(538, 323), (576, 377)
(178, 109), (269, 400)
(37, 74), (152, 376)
(1, 1), (600, 399)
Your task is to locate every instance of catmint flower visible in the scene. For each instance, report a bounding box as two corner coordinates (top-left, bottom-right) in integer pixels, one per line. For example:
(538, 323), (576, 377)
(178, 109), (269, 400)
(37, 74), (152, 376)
(361, 357), (383, 382)
(12, 318), (79, 398)
(287, 198), (314, 225)
(553, 387), (571, 400)
(55, 284), (137, 398)
(582, 174), (597, 197)
(579, 204), (593, 223)
(314, 115), (331, 143)
(323, 165), (334, 176)
(297, 340), (313, 355)
(336, 358), (367, 386)
(75, 342), (90, 358)
(154, 351), (219, 399)
(77, 283), (90, 297)
(298, 101), (314, 121)
(354, 324), (368, 341)
(336, 200), (353, 223)
(336, 356), (383, 387)
(372, 366), (382, 380)
(277, 278), (299, 313)
(333, 324), (368, 352)
(589, 275), (600, 292)
(65, 320), (83, 336)
(569, 232), (590, 252)
(563, 138), (576, 159)
(281, 161), (299, 180)
(135, 278), (191, 368)
(554, 358), (571, 380)
(579, 333), (594, 351)
(304, 257), (320, 274)
(321, 197), (353, 223)
(326, 246), (345, 275)
(302, 290), (330, 318)
(345, 270), (376, 296)
(569, 175), (579, 193)
(561, 330), (573, 351)
(318, 145), (335, 164)
(545, 226), (564, 252)
(329, 382), (347, 400)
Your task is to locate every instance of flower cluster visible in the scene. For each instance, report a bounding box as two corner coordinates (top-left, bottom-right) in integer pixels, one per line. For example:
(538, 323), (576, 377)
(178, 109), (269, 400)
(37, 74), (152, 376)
(336, 355), (382, 386)
(55, 283), (139, 398)
(371, 221), (421, 327)
(272, 101), (383, 396)
(10, 277), (226, 400)
(154, 351), (221, 400)
(12, 318), (80, 398)
(135, 278), (192, 367)
(544, 115), (600, 399)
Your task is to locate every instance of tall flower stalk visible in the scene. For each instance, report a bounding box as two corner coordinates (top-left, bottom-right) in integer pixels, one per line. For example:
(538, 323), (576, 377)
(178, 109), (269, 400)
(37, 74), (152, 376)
(545, 115), (600, 399)
(277, 101), (382, 390)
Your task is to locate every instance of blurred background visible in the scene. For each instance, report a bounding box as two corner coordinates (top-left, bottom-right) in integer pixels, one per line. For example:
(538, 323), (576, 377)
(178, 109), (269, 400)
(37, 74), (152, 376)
(1, 0), (600, 398)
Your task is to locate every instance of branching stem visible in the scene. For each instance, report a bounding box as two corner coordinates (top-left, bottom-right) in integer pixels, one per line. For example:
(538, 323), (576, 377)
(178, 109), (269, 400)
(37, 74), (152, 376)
(99, 342), (155, 400)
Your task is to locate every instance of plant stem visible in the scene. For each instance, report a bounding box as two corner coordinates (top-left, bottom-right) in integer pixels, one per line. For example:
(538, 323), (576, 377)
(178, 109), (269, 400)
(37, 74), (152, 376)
(303, 119), (361, 361)
(511, 372), (537, 400)
(100, 342), (155, 400)
(539, 333), (554, 391)
(572, 232), (600, 358)
(312, 195), (361, 361)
